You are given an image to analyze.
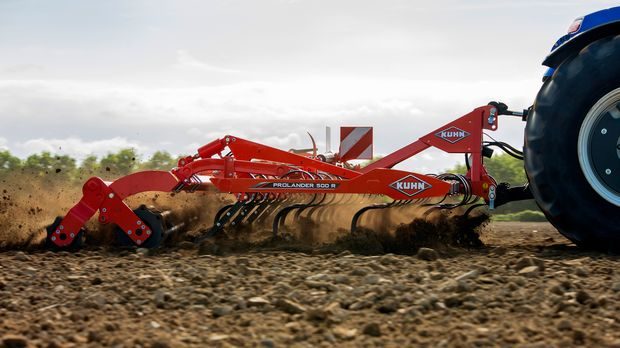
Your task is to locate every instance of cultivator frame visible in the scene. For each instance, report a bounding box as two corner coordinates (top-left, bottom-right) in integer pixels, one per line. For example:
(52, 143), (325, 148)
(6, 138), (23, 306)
(48, 103), (529, 248)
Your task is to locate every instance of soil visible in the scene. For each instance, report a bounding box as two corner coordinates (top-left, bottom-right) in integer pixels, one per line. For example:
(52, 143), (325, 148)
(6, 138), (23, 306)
(2, 220), (620, 347)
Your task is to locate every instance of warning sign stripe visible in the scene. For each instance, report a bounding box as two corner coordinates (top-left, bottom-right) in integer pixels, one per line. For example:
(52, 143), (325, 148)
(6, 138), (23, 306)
(340, 127), (373, 161)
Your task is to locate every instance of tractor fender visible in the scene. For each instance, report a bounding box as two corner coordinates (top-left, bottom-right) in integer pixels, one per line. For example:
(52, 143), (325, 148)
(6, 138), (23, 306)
(543, 20), (620, 69)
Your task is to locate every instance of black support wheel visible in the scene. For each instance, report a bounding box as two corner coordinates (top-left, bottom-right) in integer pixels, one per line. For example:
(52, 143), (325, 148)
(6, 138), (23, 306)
(45, 216), (85, 251)
(525, 34), (620, 251)
(115, 206), (164, 249)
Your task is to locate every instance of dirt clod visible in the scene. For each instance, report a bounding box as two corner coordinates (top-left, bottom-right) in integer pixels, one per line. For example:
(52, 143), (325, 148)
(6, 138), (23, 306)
(417, 247), (439, 261)
(362, 322), (382, 337)
(1, 335), (28, 348)
(275, 298), (306, 314)
(212, 305), (234, 317)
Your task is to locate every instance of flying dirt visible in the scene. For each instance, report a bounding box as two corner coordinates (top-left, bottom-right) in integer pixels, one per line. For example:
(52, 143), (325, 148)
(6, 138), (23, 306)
(0, 171), (488, 254)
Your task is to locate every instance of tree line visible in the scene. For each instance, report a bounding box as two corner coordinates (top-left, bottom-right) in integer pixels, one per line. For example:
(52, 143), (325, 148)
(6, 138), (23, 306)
(0, 149), (178, 181)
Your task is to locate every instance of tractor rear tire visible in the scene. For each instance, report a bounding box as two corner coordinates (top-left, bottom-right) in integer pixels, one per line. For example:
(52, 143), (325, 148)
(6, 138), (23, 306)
(525, 35), (620, 251)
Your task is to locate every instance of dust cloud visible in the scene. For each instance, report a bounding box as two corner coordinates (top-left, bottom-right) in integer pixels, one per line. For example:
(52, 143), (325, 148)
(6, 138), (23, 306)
(1, 175), (489, 255)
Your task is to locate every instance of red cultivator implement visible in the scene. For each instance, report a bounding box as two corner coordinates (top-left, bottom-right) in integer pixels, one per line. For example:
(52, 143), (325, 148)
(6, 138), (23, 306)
(41, 8), (620, 251)
(46, 102), (533, 250)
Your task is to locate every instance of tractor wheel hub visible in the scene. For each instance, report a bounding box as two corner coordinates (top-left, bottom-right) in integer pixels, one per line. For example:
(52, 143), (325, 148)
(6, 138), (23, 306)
(578, 88), (620, 206)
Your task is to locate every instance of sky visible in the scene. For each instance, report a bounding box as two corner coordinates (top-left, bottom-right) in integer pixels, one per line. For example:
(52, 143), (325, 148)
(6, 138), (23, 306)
(0, 0), (618, 173)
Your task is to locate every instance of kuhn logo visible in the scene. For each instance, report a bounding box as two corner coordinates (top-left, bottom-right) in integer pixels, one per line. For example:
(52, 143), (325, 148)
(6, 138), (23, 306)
(435, 126), (470, 144)
(389, 175), (431, 197)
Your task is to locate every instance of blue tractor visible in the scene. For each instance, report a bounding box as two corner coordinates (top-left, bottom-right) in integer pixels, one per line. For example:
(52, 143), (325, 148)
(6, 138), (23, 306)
(525, 6), (620, 250)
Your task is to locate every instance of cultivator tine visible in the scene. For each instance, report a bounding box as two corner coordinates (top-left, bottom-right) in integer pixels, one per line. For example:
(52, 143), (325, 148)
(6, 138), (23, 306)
(463, 203), (487, 217)
(305, 194), (337, 221)
(350, 200), (397, 234)
(213, 204), (235, 224)
(243, 194), (272, 224)
(292, 173), (339, 222)
(188, 174), (202, 192)
(293, 193), (327, 221)
(247, 198), (278, 225)
(230, 195), (259, 227)
(200, 200), (246, 240)
(315, 193), (355, 222)
(321, 193), (363, 224)
(256, 195), (289, 225)
(272, 194), (320, 238)
(422, 206), (443, 219)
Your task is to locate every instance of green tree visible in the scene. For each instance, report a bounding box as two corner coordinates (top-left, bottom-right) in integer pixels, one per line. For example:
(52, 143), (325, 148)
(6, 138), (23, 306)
(450, 154), (526, 185)
(142, 151), (177, 170)
(23, 152), (76, 176)
(55, 155), (77, 176)
(78, 155), (99, 176)
(99, 148), (140, 175)
(24, 152), (54, 174)
(0, 150), (21, 172)
(450, 153), (537, 213)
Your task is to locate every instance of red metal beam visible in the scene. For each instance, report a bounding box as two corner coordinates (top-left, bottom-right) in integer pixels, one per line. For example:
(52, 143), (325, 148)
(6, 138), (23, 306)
(211, 168), (452, 201)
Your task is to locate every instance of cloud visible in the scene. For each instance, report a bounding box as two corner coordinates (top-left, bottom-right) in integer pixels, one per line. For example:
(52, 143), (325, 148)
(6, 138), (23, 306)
(0, 137), (8, 151)
(260, 133), (305, 149)
(1, 64), (46, 75)
(186, 127), (203, 137)
(0, 77), (537, 172)
(174, 50), (241, 74)
(422, 153), (434, 161)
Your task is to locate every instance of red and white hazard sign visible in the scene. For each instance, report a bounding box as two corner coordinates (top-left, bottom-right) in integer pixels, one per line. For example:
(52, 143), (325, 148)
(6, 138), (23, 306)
(339, 126), (373, 161)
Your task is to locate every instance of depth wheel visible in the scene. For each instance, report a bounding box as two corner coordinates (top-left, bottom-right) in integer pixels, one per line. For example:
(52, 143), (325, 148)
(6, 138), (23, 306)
(45, 216), (85, 251)
(525, 35), (620, 251)
(115, 206), (164, 248)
